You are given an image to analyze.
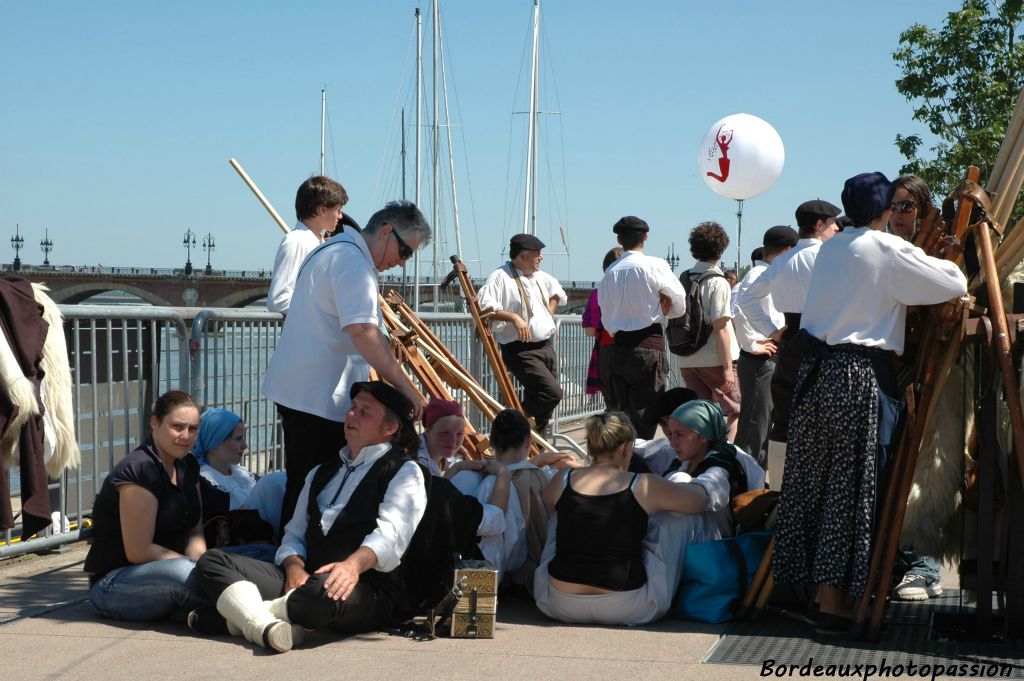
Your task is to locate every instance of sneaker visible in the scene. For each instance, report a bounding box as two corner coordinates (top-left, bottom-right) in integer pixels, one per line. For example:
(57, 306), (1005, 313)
(893, 573), (942, 601)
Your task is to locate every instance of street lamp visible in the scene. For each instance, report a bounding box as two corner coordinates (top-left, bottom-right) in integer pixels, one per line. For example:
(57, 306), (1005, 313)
(666, 242), (680, 272)
(202, 233), (215, 275)
(11, 224), (24, 271)
(40, 228), (53, 266)
(183, 229), (196, 275)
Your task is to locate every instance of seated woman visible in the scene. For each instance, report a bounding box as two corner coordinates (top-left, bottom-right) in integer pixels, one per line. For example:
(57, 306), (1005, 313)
(632, 387), (698, 475)
(83, 390), (208, 621)
(194, 408), (286, 560)
(662, 400), (766, 542)
(416, 397), (466, 477)
(532, 412), (716, 626)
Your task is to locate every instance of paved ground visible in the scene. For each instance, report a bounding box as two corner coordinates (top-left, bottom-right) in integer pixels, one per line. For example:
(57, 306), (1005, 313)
(0, 543), (757, 681)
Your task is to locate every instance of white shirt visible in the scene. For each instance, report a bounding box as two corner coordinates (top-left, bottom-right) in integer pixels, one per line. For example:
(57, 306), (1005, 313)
(634, 437), (675, 476)
(477, 264), (567, 345)
(200, 464), (257, 510)
(802, 227), (967, 354)
(666, 449), (765, 537)
(415, 434), (463, 477)
(733, 261), (783, 353)
(677, 262), (740, 368)
(597, 250), (687, 336)
(262, 230), (379, 422)
(449, 468), (525, 582)
(275, 443), (427, 573)
(741, 238), (821, 324)
(267, 222), (322, 314)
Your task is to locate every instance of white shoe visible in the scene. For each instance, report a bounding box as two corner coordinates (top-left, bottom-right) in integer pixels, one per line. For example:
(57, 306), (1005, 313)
(892, 573), (942, 601)
(215, 581), (296, 653)
(265, 589), (306, 645)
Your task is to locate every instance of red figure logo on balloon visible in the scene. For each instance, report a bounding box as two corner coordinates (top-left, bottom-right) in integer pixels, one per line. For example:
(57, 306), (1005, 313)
(706, 125), (733, 183)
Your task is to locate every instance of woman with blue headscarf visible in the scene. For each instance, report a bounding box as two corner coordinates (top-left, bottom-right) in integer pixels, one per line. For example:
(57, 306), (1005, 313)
(196, 409), (287, 544)
(663, 400), (765, 541)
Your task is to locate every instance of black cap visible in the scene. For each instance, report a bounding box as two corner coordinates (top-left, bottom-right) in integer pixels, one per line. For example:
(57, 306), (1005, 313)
(509, 233), (545, 252)
(646, 387), (698, 428)
(795, 200), (842, 229)
(762, 225), (799, 249)
(349, 381), (414, 427)
(612, 216), (650, 234)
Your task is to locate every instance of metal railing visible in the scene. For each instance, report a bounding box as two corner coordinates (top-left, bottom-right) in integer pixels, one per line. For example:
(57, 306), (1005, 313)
(2, 304), (612, 558)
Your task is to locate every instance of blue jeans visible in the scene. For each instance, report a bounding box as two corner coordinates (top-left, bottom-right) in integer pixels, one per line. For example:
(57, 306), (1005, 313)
(900, 549), (941, 583)
(88, 557), (207, 621)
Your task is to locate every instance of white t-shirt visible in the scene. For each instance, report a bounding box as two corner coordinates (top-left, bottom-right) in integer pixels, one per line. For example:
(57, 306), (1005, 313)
(200, 464), (258, 509)
(477, 264), (567, 345)
(449, 468), (526, 582)
(262, 230), (380, 422)
(802, 227), (967, 354)
(678, 262), (739, 368)
(267, 222), (321, 314)
(598, 251), (686, 336)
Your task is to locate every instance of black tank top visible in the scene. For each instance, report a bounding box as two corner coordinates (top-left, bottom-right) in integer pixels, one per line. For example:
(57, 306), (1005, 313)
(547, 470), (649, 591)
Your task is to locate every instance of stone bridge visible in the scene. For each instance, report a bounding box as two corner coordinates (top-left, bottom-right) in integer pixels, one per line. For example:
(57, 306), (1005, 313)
(8, 265), (596, 311)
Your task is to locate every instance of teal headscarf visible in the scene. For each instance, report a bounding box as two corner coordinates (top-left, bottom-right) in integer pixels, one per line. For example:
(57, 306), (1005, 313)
(193, 408), (241, 465)
(669, 400), (745, 494)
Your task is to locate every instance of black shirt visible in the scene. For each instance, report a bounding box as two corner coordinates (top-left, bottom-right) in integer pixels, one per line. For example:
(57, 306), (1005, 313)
(84, 439), (201, 580)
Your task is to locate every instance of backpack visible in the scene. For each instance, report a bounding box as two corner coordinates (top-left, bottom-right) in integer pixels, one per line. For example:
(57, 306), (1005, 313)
(666, 268), (726, 356)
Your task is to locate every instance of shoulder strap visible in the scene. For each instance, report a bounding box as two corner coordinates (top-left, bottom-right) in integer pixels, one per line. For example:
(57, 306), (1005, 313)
(507, 262), (534, 321)
(295, 238), (362, 282)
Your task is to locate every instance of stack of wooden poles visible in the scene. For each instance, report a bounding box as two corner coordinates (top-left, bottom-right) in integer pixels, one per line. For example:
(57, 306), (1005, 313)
(379, 288), (558, 458)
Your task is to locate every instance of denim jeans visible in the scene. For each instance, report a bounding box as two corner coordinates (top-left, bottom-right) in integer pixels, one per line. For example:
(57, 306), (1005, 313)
(88, 557), (207, 621)
(899, 549), (942, 583)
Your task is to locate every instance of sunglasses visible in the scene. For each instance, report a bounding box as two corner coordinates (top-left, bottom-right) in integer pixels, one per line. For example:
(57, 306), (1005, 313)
(890, 200), (917, 215)
(392, 230), (413, 261)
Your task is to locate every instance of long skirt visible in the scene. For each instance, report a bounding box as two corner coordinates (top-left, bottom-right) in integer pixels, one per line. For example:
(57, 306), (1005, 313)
(771, 350), (895, 598)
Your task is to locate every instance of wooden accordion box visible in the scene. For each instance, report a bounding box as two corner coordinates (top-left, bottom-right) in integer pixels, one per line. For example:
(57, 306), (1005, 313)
(450, 559), (498, 638)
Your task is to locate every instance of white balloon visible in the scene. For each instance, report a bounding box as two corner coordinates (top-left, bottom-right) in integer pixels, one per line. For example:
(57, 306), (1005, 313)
(697, 113), (785, 200)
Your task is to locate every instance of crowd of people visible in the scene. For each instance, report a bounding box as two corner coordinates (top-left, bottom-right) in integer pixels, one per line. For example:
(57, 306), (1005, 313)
(82, 170), (968, 647)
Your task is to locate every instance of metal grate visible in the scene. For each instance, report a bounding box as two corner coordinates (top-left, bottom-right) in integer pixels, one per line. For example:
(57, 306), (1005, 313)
(703, 591), (1024, 675)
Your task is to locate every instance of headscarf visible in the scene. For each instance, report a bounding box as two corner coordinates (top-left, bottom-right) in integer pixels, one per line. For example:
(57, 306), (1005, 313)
(193, 408), (241, 465)
(669, 400), (746, 495)
(422, 396), (463, 428)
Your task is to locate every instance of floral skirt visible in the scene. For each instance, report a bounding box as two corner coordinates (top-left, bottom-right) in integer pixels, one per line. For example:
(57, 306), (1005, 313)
(771, 351), (885, 597)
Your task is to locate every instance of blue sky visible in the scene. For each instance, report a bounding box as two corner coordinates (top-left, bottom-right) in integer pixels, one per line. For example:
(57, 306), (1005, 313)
(1, 1), (964, 282)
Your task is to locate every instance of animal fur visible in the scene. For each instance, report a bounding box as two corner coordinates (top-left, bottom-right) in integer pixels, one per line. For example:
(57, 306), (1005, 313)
(32, 284), (79, 475)
(0, 315), (40, 467)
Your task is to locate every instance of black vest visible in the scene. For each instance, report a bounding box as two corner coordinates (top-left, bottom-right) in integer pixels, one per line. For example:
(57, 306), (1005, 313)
(304, 449), (407, 573)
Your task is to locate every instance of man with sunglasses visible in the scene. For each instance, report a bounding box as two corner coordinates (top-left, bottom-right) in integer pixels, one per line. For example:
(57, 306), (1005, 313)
(263, 200), (431, 533)
(478, 234), (568, 432)
(738, 199), (841, 487)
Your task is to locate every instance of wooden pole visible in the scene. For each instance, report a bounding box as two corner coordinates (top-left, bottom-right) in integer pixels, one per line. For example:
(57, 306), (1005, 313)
(228, 158), (291, 235)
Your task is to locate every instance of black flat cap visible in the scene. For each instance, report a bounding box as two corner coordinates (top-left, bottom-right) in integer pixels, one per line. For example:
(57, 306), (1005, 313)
(509, 233), (545, 251)
(762, 225), (799, 249)
(646, 387), (698, 428)
(612, 216), (650, 234)
(841, 172), (895, 226)
(795, 200), (842, 229)
(350, 381), (414, 426)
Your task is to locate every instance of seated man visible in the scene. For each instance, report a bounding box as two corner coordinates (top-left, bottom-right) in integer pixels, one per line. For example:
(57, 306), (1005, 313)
(193, 381), (426, 653)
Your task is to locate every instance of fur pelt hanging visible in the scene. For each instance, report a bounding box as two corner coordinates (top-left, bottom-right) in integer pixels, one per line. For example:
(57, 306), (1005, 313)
(32, 284), (79, 475)
(0, 313), (40, 465)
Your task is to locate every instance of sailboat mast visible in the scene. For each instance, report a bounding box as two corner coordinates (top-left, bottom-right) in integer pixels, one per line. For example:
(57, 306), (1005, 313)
(320, 89), (326, 176)
(438, 12), (462, 261)
(414, 7), (423, 311)
(432, 0), (441, 310)
(401, 108), (407, 201)
(522, 0), (540, 236)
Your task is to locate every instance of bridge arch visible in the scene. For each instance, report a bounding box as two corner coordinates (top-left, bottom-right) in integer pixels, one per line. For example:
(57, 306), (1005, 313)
(210, 287), (271, 309)
(45, 282), (173, 307)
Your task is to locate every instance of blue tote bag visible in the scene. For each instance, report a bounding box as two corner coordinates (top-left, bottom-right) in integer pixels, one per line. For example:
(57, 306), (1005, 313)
(673, 530), (773, 623)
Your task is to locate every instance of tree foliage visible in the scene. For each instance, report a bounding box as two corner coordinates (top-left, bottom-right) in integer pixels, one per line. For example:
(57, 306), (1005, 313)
(893, 0), (1024, 201)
